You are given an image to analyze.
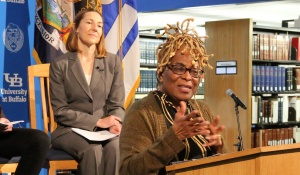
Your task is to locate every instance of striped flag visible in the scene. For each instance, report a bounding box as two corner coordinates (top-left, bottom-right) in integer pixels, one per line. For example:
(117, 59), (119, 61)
(33, 0), (140, 108)
(102, 0), (140, 108)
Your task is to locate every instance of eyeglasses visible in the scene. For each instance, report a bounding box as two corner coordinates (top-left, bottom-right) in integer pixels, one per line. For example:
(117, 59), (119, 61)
(167, 64), (204, 78)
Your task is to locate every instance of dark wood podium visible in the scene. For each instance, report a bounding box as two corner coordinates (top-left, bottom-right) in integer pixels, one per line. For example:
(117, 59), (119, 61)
(166, 143), (300, 175)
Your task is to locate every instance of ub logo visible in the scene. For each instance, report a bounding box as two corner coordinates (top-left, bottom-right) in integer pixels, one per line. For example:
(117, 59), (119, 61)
(4, 73), (23, 87)
(2, 23), (24, 52)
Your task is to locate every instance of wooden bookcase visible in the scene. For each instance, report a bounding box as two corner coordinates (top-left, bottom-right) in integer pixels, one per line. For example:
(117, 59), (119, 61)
(204, 18), (300, 152)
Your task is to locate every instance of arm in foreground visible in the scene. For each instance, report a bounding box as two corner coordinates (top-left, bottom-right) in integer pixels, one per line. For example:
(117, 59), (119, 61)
(119, 101), (185, 174)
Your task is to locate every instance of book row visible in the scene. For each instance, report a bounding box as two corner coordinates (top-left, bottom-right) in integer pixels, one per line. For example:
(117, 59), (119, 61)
(137, 69), (157, 93)
(139, 34), (300, 66)
(139, 38), (163, 65)
(252, 65), (300, 93)
(252, 96), (300, 124)
(251, 127), (295, 148)
(136, 69), (204, 94)
(252, 34), (300, 61)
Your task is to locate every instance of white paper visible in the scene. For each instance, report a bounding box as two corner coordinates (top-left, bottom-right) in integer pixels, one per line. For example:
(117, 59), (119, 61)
(72, 128), (117, 141)
(0, 120), (24, 130)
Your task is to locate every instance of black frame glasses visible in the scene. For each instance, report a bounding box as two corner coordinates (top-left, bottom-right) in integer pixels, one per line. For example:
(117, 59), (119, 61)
(167, 64), (204, 78)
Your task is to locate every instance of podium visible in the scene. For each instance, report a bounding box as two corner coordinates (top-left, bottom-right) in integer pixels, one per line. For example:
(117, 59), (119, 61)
(166, 143), (300, 175)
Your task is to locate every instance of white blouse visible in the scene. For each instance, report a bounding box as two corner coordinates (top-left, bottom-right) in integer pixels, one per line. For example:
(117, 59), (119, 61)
(85, 74), (92, 86)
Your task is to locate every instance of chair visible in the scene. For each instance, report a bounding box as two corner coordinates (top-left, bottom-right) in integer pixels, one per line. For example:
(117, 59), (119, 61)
(0, 156), (19, 173)
(28, 63), (78, 175)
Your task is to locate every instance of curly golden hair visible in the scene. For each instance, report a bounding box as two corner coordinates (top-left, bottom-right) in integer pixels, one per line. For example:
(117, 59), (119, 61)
(156, 18), (213, 77)
(155, 18), (213, 117)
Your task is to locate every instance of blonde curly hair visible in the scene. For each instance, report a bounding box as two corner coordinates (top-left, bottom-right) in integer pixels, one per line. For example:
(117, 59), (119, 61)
(156, 18), (213, 78)
(155, 18), (213, 118)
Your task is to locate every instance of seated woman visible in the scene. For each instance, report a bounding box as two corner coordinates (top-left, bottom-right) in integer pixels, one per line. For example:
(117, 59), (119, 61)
(49, 8), (124, 175)
(0, 105), (50, 175)
(119, 18), (228, 175)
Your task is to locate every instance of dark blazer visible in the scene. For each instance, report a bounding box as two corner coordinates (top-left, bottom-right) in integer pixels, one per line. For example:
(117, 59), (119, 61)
(49, 52), (125, 141)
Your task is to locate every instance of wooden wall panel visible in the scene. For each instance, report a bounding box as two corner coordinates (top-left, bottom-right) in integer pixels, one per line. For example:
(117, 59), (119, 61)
(204, 18), (253, 152)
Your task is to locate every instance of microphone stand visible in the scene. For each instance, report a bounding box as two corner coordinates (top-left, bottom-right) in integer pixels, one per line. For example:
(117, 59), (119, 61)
(233, 102), (244, 151)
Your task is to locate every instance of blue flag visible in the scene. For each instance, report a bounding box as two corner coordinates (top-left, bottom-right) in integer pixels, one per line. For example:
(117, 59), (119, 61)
(102, 0), (140, 108)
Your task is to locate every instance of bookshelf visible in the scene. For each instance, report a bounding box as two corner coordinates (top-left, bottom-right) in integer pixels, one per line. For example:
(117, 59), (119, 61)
(136, 33), (205, 100)
(204, 18), (300, 152)
(136, 33), (163, 100)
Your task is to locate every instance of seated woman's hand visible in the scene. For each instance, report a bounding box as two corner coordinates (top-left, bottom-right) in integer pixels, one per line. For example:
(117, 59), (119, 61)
(173, 101), (211, 140)
(109, 124), (122, 135)
(96, 115), (122, 129)
(0, 118), (13, 132)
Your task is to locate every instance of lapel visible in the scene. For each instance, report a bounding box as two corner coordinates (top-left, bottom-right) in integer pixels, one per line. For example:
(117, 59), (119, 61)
(69, 53), (93, 99)
(90, 57), (105, 93)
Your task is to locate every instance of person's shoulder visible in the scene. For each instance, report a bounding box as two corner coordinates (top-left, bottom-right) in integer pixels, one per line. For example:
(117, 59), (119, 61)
(52, 52), (76, 63)
(102, 52), (123, 67)
(106, 52), (116, 57)
(104, 52), (120, 61)
(128, 92), (157, 110)
(125, 92), (159, 124)
(129, 95), (149, 109)
(50, 52), (77, 71)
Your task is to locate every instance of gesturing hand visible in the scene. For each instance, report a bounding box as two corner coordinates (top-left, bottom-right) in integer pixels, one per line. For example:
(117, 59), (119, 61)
(172, 101), (210, 140)
(204, 115), (225, 150)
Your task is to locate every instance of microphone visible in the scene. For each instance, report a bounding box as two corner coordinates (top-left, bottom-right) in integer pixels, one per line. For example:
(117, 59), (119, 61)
(96, 66), (104, 72)
(226, 89), (247, 110)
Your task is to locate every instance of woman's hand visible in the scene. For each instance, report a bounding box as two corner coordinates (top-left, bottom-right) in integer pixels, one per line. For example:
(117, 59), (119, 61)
(0, 118), (12, 132)
(109, 125), (122, 135)
(173, 101), (211, 140)
(204, 115), (225, 152)
(96, 115), (122, 134)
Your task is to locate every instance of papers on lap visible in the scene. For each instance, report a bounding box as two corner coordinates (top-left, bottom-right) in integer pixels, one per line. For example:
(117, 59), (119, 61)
(72, 128), (117, 141)
(0, 120), (24, 130)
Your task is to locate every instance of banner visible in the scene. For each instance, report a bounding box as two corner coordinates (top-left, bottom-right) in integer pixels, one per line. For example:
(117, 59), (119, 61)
(0, 0), (34, 127)
(33, 0), (140, 108)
